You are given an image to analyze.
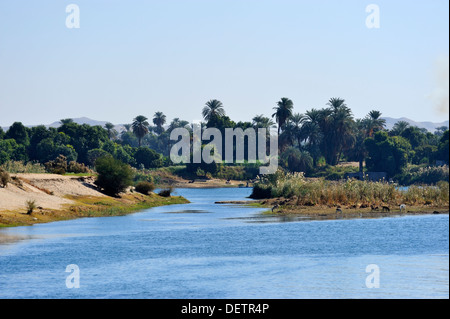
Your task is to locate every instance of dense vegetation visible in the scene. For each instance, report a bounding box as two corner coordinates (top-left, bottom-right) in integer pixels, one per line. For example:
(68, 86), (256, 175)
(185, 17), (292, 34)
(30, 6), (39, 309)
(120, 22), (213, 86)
(0, 97), (448, 187)
(250, 170), (449, 207)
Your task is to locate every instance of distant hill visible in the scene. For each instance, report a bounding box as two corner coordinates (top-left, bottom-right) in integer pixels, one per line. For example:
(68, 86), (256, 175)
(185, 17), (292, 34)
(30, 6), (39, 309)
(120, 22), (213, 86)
(382, 117), (449, 132)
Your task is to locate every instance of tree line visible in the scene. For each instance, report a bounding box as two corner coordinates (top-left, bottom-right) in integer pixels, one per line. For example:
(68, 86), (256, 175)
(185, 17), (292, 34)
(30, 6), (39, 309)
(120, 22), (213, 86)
(0, 97), (448, 180)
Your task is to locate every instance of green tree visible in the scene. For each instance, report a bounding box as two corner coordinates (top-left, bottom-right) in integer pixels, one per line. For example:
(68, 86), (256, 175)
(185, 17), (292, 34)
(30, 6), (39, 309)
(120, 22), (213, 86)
(365, 110), (386, 137)
(318, 98), (354, 165)
(390, 121), (410, 136)
(6, 122), (29, 146)
(132, 115), (150, 147)
(272, 97), (294, 136)
(134, 147), (163, 169)
(365, 131), (412, 177)
(94, 155), (134, 196)
(105, 122), (118, 140)
(152, 112), (167, 135)
(202, 99), (226, 122)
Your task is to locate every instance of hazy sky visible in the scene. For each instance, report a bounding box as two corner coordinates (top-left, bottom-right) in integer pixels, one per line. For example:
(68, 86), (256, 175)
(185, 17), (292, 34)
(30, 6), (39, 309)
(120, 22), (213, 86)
(0, 0), (448, 127)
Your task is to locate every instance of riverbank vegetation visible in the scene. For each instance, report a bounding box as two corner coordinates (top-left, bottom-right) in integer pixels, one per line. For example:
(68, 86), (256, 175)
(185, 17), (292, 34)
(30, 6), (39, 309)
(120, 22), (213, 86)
(1, 97), (448, 188)
(250, 170), (449, 208)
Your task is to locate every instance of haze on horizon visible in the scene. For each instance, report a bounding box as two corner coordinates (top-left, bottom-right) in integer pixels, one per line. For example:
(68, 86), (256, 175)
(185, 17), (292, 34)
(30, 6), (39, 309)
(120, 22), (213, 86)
(0, 0), (448, 127)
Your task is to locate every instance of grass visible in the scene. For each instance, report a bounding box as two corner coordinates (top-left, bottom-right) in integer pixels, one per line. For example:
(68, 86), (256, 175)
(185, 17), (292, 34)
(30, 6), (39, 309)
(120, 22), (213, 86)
(0, 192), (190, 227)
(251, 170), (449, 207)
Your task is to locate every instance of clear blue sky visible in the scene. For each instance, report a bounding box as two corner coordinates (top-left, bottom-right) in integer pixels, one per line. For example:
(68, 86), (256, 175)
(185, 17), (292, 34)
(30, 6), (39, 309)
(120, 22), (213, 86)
(0, 0), (448, 127)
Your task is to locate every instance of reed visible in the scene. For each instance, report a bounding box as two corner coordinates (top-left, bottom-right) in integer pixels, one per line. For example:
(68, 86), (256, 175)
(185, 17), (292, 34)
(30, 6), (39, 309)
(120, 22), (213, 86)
(251, 170), (449, 206)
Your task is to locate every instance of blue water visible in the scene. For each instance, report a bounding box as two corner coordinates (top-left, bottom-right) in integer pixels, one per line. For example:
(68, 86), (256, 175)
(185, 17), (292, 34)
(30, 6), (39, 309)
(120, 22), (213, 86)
(0, 188), (448, 299)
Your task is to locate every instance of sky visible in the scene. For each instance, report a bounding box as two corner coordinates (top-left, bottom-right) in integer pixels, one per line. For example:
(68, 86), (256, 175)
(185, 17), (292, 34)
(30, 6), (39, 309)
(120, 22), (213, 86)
(0, 0), (448, 127)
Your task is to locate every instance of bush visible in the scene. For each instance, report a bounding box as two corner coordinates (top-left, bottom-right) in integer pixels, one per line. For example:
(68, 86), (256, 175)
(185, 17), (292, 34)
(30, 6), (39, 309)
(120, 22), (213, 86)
(158, 187), (173, 197)
(44, 155), (68, 175)
(26, 200), (36, 215)
(135, 181), (155, 195)
(95, 156), (134, 196)
(0, 169), (10, 188)
(68, 161), (92, 174)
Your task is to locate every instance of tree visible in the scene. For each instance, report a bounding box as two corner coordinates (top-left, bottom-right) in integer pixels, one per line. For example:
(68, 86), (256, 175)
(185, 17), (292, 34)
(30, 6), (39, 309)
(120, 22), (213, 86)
(6, 122), (29, 146)
(436, 130), (449, 163)
(252, 115), (275, 130)
(132, 115), (150, 147)
(202, 99), (225, 121)
(134, 147), (163, 169)
(60, 119), (74, 125)
(280, 147), (313, 173)
(152, 112), (167, 135)
(302, 109), (323, 167)
(105, 122), (118, 140)
(365, 131), (412, 177)
(319, 98), (354, 165)
(365, 110), (386, 137)
(94, 155), (134, 196)
(272, 97), (294, 135)
(390, 121), (410, 136)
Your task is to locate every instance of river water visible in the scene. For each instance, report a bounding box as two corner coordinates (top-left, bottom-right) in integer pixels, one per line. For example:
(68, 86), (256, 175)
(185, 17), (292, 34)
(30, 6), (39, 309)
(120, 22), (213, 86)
(0, 188), (448, 299)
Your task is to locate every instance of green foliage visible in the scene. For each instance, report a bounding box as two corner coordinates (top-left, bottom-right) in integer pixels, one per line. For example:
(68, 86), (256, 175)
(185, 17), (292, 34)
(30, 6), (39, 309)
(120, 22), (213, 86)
(94, 155), (134, 196)
(365, 131), (412, 177)
(251, 170), (449, 206)
(134, 147), (163, 169)
(158, 187), (174, 197)
(134, 181), (155, 195)
(6, 122), (30, 146)
(280, 147), (313, 173)
(394, 164), (449, 186)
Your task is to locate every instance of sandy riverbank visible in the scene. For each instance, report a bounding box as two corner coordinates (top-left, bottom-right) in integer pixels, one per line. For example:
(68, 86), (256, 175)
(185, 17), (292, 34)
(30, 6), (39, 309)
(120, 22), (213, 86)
(0, 173), (188, 227)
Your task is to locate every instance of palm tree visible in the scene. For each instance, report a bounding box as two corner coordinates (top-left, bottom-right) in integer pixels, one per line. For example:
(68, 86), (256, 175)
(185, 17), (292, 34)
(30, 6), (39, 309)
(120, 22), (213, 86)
(153, 112), (167, 135)
(123, 124), (132, 132)
(104, 122), (117, 140)
(252, 115), (275, 130)
(168, 118), (190, 131)
(202, 100), (226, 122)
(290, 113), (306, 150)
(60, 119), (74, 125)
(132, 115), (150, 147)
(302, 109), (323, 167)
(272, 97), (294, 135)
(391, 121), (410, 136)
(365, 110), (386, 137)
(323, 98), (354, 165)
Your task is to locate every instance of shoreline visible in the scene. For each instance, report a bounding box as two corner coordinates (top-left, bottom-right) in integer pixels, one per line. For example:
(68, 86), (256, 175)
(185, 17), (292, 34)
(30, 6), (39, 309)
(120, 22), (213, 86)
(0, 173), (189, 227)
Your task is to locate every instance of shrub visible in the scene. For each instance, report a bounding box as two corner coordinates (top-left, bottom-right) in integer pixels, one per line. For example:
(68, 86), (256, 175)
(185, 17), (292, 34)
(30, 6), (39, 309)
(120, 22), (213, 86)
(68, 161), (92, 174)
(95, 156), (134, 196)
(0, 161), (46, 173)
(135, 181), (155, 195)
(0, 169), (10, 188)
(44, 155), (68, 175)
(158, 187), (173, 197)
(26, 200), (36, 215)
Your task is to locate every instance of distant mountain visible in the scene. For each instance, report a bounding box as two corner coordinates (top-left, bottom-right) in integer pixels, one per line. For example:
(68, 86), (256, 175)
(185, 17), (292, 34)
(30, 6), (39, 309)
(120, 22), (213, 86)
(382, 117), (449, 132)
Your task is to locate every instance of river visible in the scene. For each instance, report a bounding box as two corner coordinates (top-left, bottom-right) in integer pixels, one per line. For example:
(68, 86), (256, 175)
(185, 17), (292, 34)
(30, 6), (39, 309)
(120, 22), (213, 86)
(0, 188), (448, 299)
